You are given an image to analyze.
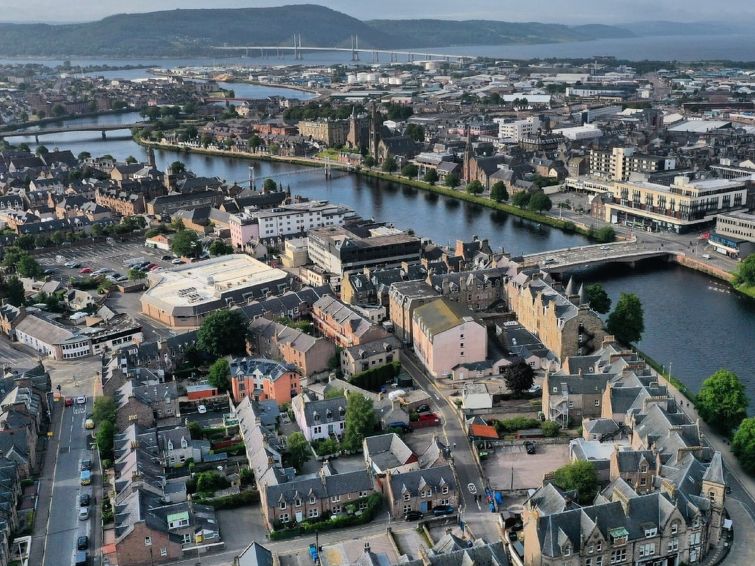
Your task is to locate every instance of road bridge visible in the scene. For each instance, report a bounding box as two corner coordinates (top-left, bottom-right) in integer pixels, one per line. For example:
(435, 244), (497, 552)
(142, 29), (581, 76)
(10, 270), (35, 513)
(2, 122), (146, 142)
(212, 35), (474, 64)
(522, 241), (673, 273)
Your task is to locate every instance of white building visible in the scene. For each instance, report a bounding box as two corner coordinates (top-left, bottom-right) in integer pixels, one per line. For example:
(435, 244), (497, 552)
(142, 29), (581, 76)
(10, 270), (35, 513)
(461, 383), (493, 410)
(552, 124), (604, 141)
(292, 394), (347, 442)
(229, 201), (355, 248)
(494, 116), (541, 142)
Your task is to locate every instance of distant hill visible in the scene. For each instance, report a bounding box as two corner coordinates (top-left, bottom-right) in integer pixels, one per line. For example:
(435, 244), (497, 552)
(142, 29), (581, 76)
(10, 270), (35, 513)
(0, 4), (396, 57)
(6, 5), (741, 59)
(364, 19), (633, 48)
(618, 21), (749, 37)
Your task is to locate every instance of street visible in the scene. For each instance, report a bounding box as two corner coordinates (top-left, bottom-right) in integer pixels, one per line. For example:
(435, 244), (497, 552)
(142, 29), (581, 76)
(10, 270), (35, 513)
(38, 398), (98, 566)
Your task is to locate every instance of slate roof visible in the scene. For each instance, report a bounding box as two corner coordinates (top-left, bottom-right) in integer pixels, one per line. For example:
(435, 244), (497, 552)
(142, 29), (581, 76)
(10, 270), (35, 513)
(364, 433), (415, 472)
(297, 396), (347, 428)
(236, 541), (274, 566)
(387, 464), (455, 503)
(265, 468), (373, 505)
(230, 358), (297, 382)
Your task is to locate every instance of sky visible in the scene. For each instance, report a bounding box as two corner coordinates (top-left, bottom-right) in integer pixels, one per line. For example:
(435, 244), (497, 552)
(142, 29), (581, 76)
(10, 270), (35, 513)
(2, 0), (755, 24)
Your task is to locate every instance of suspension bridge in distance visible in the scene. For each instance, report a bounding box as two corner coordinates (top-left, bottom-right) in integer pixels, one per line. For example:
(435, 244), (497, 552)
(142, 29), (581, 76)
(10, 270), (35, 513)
(212, 34), (475, 64)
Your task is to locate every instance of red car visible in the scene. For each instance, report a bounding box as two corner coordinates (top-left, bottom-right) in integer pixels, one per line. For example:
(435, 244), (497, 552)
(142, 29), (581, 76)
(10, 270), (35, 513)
(79, 267), (92, 274)
(418, 413), (440, 423)
(64, 397), (74, 407)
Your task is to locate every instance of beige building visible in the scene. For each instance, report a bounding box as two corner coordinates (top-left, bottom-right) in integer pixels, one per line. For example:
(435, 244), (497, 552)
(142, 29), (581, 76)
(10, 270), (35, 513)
(593, 176), (748, 233)
(140, 255), (291, 328)
(506, 273), (605, 362)
(412, 298), (487, 378)
(248, 318), (336, 377)
(388, 280), (439, 345)
(297, 119), (349, 146)
(340, 335), (401, 378)
(311, 295), (390, 348)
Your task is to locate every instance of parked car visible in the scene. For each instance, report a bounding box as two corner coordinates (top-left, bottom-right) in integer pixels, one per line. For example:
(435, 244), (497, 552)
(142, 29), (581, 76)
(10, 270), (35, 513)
(416, 404), (431, 414)
(171, 258), (184, 265)
(528, 384), (542, 394)
(76, 396), (86, 405)
(84, 418), (95, 430)
(74, 550), (88, 566)
(404, 510), (423, 521)
(161, 255), (174, 261)
(197, 405), (207, 414)
(80, 493), (90, 507)
(77, 535), (89, 550)
(79, 267), (92, 274)
(524, 441), (536, 455)
(80, 470), (91, 486)
(78, 507), (89, 521)
(80, 459), (92, 471)
(418, 413), (440, 423)
(432, 505), (454, 516)
(64, 398), (74, 407)
(386, 422), (411, 433)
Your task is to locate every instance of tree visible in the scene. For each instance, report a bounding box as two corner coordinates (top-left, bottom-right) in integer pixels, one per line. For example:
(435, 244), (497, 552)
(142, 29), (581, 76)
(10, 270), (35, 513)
(503, 361), (535, 394)
(2, 277), (25, 307)
(734, 254), (755, 287)
(444, 173), (459, 188)
(51, 104), (66, 117)
(209, 240), (233, 257)
(248, 134), (263, 151)
(34, 234), (50, 249)
(17, 255), (42, 278)
(552, 461), (599, 504)
(382, 156), (398, 173)
(528, 191), (552, 212)
(363, 155), (376, 167)
(14, 235), (34, 251)
(490, 181), (509, 202)
(593, 226), (616, 243)
(606, 293), (644, 345)
(50, 231), (65, 246)
(342, 393), (377, 451)
(169, 160), (185, 174)
(125, 155), (137, 164)
(466, 180), (484, 194)
(263, 178), (278, 193)
(732, 417), (755, 474)
(196, 471), (230, 494)
(96, 420), (115, 461)
(585, 283), (612, 314)
(171, 229), (199, 258)
(423, 169), (439, 185)
(696, 369), (748, 434)
(77, 151), (91, 161)
(128, 268), (146, 281)
(286, 432), (311, 472)
(541, 420), (561, 437)
(92, 396), (117, 425)
(197, 309), (248, 358)
(512, 191), (531, 208)
(207, 358), (231, 391)
(35, 145), (49, 156)
(401, 163), (418, 178)
(404, 123), (425, 142)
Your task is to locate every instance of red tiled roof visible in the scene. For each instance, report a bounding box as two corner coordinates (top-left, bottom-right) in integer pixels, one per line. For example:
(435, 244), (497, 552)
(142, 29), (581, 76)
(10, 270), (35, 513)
(469, 423), (498, 439)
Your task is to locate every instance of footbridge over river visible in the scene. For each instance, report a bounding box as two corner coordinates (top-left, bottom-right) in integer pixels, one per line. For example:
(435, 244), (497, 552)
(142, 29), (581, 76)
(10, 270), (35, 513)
(522, 241), (673, 273)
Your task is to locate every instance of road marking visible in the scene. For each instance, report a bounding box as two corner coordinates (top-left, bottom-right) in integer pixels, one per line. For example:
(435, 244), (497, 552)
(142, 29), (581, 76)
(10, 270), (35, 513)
(40, 403), (65, 566)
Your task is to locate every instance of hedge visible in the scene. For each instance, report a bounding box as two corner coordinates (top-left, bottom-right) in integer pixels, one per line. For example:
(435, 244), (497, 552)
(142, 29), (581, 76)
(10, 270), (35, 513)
(495, 417), (542, 433)
(194, 489), (260, 509)
(269, 493), (382, 540)
(348, 361), (401, 391)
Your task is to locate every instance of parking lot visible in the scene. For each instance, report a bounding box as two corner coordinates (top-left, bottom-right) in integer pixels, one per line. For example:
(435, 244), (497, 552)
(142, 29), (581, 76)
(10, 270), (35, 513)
(0, 337), (40, 371)
(33, 239), (177, 282)
(484, 442), (570, 491)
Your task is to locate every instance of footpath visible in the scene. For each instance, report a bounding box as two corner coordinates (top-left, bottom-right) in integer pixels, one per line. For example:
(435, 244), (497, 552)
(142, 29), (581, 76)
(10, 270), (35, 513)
(28, 401), (62, 566)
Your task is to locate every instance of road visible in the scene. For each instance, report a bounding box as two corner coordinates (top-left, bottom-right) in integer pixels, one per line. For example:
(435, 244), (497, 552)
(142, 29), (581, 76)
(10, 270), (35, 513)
(41, 398), (97, 566)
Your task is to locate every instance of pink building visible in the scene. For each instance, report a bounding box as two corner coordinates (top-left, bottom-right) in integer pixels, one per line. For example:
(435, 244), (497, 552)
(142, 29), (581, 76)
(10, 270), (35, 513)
(229, 215), (259, 249)
(412, 298), (487, 378)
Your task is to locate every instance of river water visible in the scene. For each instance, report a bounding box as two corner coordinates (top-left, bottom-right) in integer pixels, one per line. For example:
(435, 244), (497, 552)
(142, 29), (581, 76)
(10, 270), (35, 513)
(4, 91), (754, 409)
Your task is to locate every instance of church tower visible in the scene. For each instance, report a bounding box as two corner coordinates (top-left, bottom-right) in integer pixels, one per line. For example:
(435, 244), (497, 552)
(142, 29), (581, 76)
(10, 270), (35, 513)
(369, 101), (380, 158)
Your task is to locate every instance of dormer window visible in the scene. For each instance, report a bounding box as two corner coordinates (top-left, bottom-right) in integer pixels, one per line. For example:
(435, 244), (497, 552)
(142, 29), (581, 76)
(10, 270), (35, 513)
(403, 493), (411, 501)
(562, 545), (571, 556)
(644, 527), (657, 538)
(295, 498), (302, 507)
(441, 485), (449, 495)
(279, 501), (287, 510)
(640, 464), (648, 473)
(670, 523), (678, 535)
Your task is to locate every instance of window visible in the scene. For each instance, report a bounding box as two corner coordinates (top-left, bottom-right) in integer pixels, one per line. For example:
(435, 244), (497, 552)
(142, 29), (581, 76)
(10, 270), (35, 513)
(594, 399), (600, 407)
(403, 493), (411, 501)
(160, 547), (168, 557)
(439, 498), (449, 505)
(588, 545), (594, 553)
(640, 477), (647, 486)
(331, 495), (340, 503)
(295, 498), (302, 507)
(596, 543), (602, 552)
(610, 548), (626, 563)
(640, 464), (648, 473)
(309, 495), (316, 504)
(145, 537), (152, 547)
(441, 485), (449, 495)
(308, 508), (319, 518)
(280, 513), (290, 523)
(595, 557), (603, 566)
(332, 505), (342, 514)
(586, 559), (592, 566)
(279, 501), (287, 509)
(668, 538), (678, 552)
(403, 504), (412, 514)
(182, 534), (192, 545)
(709, 490), (716, 503)
(638, 543), (655, 557)
(359, 491), (369, 497)
(359, 501), (368, 510)
(562, 545), (571, 556)
(670, 523), (678, 535)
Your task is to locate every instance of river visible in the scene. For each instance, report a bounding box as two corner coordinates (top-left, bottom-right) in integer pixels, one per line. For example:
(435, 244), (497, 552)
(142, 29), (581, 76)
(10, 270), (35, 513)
(4, 105), (754, 410)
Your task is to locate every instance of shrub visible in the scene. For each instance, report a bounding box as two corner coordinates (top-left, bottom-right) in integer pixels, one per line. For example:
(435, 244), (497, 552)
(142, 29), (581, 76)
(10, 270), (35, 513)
(348, 361), (401, 391)
(195, 489), (260, 509)
(494, 417), (542, 433)
(541, 421), (561, 437)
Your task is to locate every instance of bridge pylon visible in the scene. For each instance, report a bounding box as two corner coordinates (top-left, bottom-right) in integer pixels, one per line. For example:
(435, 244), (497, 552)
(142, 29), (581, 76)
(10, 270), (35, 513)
(351, 35), (360, 61)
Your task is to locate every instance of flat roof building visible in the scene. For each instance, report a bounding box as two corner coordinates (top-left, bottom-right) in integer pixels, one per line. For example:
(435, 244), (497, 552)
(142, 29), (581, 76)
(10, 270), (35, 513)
(140, 255), (291, 328)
